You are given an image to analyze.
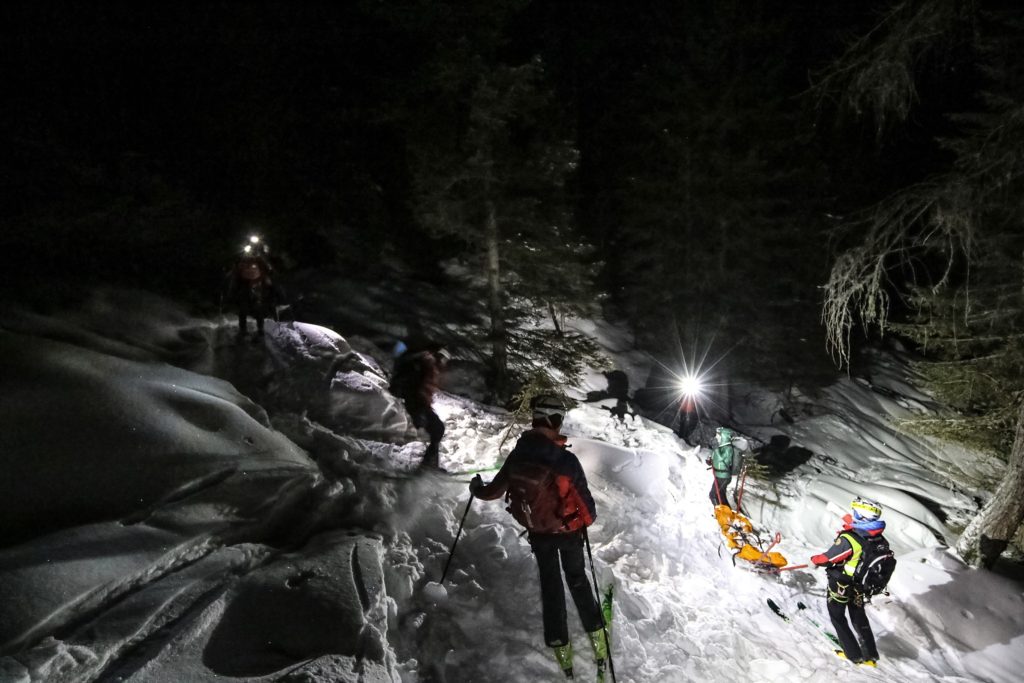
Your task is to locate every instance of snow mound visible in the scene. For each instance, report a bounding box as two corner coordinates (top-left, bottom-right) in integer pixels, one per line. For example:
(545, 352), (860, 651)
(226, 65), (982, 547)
(0, 292), (409, 682)
(258, 322), (419, 444)
(0, 327), (311, 548)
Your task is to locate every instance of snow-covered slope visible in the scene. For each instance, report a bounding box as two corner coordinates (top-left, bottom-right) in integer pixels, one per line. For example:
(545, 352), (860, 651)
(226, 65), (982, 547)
(0, 288), (1021, 683)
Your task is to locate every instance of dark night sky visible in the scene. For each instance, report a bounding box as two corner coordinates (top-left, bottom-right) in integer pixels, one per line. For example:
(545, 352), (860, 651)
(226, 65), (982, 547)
(0, 2), (881, 208)
(4, 3), (406, 209)
(0, 0), (960, 349)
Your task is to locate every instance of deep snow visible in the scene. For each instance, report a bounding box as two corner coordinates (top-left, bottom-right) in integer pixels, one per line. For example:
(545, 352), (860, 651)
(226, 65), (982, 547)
(0, 288), (1022, 683)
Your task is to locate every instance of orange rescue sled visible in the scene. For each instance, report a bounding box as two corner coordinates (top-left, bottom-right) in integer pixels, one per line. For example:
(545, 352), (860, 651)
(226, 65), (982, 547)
(714, 504), (787, 570)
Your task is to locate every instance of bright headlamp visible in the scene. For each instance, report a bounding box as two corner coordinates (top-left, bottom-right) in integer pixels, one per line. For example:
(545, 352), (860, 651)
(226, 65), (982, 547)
(679, 374), (703, 398)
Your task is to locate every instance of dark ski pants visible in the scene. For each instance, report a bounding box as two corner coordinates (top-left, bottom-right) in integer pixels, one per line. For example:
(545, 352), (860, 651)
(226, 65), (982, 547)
(709, 476), (732, 508)
(236, 309), (265, 337)
(827, 576), (878, 661)
(235, 286), (271, 337)
(412, 407), (445, 468)
(528, 532), (604, 647)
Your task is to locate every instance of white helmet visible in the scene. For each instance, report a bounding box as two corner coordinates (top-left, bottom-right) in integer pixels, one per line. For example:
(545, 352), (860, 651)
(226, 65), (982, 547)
(532, 394), (571, 420)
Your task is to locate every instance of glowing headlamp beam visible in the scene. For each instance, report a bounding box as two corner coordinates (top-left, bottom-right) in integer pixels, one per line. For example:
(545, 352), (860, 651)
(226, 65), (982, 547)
(678, 374), (703, 398)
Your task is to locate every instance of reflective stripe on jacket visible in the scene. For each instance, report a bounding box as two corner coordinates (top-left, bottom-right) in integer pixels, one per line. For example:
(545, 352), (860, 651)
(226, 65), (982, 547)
(839, 532), (864, 577)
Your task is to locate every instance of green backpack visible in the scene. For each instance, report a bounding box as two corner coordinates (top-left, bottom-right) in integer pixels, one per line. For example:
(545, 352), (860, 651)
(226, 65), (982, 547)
(711, 427), (743, 476)
(710, 443), (735, 477)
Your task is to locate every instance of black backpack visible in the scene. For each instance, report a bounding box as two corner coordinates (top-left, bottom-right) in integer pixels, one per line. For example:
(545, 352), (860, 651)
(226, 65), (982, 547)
(389, 352), (423, 401)
(505, 462), (573, 534)
(849, 532), (897, 599)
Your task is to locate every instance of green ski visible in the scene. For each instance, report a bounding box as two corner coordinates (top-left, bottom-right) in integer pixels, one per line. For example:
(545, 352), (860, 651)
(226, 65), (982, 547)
(597, 583), (614, 683)
(602, 584), (614, 634)
(796, 601), (842, 648)
(767, 598), (841, 648)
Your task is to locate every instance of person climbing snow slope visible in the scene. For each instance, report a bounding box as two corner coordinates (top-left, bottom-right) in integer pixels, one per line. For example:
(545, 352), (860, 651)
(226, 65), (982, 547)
(469, 395), (608, 680)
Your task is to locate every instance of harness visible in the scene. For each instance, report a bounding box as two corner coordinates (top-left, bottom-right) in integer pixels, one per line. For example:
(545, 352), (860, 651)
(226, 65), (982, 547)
(826, 532), (865, 604)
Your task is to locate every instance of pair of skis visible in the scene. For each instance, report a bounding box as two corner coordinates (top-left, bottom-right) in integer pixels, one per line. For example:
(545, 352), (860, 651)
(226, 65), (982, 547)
(766, 598), (841, 648)
(550, 580), (614, 681)
(769, 600), (880, 669)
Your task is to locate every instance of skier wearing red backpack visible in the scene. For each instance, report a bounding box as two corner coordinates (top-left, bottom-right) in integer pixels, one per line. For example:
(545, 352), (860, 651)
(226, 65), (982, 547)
(810, 496), (896, 668)
(470, 395), (607, 680)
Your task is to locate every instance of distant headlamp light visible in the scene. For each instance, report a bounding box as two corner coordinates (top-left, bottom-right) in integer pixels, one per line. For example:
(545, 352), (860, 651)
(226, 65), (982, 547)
(679, 375), (703, 397)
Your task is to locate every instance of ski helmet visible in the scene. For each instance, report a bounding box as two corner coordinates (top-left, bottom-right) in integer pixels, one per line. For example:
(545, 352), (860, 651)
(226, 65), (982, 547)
(851, 496), (882, 521)
(715, 426), (734, 446)
(531, 395), (574, 429)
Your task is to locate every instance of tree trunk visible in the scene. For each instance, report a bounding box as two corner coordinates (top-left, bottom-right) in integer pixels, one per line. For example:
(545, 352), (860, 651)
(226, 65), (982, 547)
(956, 398), (1024, 568)
(548, 302), (563, 336)
(484, 198), (508, 396)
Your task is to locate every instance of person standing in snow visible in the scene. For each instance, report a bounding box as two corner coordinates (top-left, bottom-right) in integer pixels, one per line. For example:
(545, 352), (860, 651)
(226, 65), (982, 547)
(809, 497), (888, 667)
(469, 395), (607, 680)
(390, 343), (447, 469)
(706, 426), (742, 509)
(225, 236), (276, 342)
(604, 369), (632, 421)
(677, 393), (699, 444)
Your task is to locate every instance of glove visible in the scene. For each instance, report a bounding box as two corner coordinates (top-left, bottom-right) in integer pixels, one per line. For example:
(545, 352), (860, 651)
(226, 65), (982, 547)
(469, 474), (483, 496)
(810, 554), (828, 567)
(705, 457), (712, 466)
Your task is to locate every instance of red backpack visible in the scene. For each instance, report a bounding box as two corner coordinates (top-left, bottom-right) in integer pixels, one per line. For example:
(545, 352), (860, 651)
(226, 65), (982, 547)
(505, 462), (577, 534)
(237, 257), (265, 282)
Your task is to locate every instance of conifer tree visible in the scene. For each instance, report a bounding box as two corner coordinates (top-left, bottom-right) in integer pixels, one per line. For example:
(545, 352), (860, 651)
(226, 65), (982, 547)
(818, 0), (1024, 567)
(564, 2), (832, 383)
(384, 1), (603, 397)
(418, 59), (602, 395)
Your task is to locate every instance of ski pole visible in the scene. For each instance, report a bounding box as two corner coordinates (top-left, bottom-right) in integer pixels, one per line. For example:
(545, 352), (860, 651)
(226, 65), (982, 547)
(439, 494), (474, 584)
(584, 529), (617, 683)
(735, 464), (748, 512)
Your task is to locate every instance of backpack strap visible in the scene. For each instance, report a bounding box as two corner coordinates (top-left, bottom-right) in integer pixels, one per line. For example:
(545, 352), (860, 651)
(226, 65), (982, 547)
(839, 532), (864, 578)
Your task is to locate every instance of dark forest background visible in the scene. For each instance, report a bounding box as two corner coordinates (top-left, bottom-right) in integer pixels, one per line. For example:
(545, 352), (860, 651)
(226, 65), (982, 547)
(0, 1), (1019, 401)
(2, 0), (1022, 565)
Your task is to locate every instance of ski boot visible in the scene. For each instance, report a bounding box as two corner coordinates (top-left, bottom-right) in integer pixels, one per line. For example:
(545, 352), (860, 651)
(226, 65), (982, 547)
(834, 649), (865, 665)
(588, 629), (608, 682)
(552, 642), (574, 679)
